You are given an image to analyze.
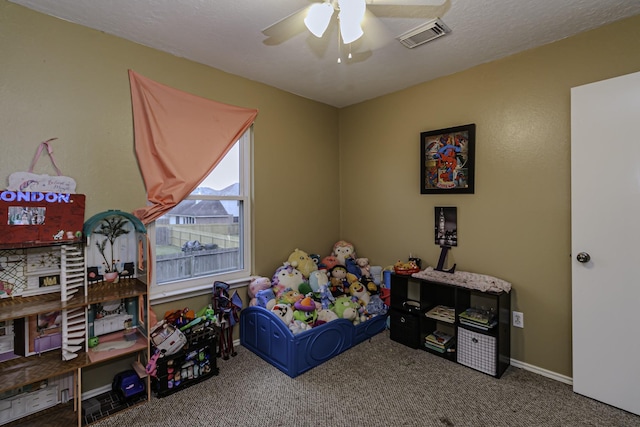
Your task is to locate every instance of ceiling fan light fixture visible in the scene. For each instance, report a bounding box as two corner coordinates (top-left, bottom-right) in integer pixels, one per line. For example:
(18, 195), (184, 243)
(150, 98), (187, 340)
(338, 0), (366, 44)
(304, 2), (334, 38)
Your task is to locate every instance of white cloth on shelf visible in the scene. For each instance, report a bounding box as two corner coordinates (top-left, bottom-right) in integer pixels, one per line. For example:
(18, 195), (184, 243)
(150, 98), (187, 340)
(412, 267), (511, 293)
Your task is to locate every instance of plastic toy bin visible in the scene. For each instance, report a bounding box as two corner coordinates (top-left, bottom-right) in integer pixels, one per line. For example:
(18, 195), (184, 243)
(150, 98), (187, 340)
(152, 324), (219, 397)
(240, 306), (387, 378)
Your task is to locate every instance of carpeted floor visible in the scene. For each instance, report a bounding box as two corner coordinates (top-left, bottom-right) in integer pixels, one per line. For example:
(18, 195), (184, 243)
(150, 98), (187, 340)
(92, 330), (640, 427)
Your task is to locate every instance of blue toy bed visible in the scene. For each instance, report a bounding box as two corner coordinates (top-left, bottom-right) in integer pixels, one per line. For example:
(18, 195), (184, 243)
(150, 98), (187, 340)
(240, 306), (387, 378)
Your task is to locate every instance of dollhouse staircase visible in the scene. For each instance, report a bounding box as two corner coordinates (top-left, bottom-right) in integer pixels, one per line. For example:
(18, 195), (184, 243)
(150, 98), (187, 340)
(60, 244), (87, 361)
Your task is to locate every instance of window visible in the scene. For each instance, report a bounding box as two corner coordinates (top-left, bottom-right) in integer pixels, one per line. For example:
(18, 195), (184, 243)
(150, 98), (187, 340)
(149, 129), (252, 300)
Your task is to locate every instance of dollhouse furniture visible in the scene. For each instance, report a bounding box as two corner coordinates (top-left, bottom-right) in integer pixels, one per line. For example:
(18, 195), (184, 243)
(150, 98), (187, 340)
(34, 332), (62, 354)
(0, 201), (151, 426)
(119, 262), (135, 279)
(240, 306), (387, 378)
(86, 267), (103, 283)
(0, 321), (14, 362)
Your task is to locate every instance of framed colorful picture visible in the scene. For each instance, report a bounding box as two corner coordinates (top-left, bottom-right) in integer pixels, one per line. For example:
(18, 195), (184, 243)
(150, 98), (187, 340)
(420, 123), (476, 194)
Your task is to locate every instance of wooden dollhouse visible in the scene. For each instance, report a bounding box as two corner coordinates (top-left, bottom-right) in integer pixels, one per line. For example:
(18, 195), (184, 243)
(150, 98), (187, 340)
(0, 198), (151, 426)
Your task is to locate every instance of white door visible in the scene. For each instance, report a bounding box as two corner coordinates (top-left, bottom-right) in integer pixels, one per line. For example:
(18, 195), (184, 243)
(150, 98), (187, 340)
(571, 70), (640, 416)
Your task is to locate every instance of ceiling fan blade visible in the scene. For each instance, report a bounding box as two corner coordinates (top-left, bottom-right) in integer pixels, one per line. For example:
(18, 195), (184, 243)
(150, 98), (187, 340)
(357, 9), (394, 50)
(305, 20), (335, 58)
(305, 2), (335, 37)
(366, 0), (451, 19)
(262, 6), (311, 46)
(366, 0), (446, 5)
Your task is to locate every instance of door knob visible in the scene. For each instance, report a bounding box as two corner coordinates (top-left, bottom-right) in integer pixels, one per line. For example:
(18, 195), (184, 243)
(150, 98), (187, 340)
(576, 252), (591, 263)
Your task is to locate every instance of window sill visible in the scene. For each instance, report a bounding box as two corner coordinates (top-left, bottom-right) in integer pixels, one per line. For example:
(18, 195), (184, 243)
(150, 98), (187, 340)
(150, 276), (251, 305)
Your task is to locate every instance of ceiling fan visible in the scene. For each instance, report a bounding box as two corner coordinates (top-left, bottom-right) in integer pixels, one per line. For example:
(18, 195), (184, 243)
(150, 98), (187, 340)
(262, 0), (450, 51)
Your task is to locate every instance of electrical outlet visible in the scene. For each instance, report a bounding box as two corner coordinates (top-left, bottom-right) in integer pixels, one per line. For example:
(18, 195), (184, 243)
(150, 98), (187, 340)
(512, 311), (524, 328)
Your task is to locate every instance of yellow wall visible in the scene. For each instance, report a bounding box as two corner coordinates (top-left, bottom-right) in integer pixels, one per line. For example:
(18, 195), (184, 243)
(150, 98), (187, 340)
(0, 1), (338, 390)
(2, 0), (640, 383)
(339, 15), (640, 376)
(0, 2), (341, 278)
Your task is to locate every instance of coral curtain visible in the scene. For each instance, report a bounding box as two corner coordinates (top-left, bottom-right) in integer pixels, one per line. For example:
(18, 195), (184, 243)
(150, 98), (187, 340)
(128, 70), (258, 224)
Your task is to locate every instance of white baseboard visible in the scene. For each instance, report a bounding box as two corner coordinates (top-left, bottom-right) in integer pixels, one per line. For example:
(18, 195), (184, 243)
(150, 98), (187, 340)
(510, 358), (572, 385)
(82, 384), (112, 400)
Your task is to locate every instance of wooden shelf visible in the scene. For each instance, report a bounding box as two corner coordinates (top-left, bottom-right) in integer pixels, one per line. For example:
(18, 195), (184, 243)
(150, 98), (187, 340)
(86, 330), (147, 365)
(0, 238), (83, 251)
(87, 278), (147, 304)
(0, 278), (149, 393)
(0, 350), (89, 393)
(0, 292), (88, 323)
(0, 278), (147, 323)
(4, 401), (78, 427)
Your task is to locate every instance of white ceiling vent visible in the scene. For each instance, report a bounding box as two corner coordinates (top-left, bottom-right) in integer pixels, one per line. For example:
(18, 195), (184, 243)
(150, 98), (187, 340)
(397, 18), (451, 49)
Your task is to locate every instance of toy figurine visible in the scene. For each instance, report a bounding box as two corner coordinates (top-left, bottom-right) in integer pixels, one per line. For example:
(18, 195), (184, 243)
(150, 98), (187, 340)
(213, 281), (243, 360)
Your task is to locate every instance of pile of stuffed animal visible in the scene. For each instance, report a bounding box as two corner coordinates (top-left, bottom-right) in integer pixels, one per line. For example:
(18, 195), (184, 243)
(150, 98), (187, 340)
(246, 241), (388, 335)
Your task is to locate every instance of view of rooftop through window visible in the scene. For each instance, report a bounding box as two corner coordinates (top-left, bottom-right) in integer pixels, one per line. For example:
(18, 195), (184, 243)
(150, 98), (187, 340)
(155, 142), (244, 285)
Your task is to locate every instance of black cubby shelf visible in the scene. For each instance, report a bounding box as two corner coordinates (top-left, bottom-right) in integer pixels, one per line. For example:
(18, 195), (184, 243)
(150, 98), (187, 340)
(389, 273), (510, 378)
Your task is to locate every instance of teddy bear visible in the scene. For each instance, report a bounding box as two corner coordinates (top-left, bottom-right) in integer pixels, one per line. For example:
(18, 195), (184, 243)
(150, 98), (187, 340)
(287, 248), (318, 279)
(332, 240), (355, 265)
(271, 263), (306, 297)
(332, 295), (360, 325)
(355, 257), (371, 278)
(315, 308), (338, 326)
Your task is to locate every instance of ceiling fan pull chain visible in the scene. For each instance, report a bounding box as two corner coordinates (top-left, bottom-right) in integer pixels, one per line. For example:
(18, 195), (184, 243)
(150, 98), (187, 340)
(337, 28), (342, 63)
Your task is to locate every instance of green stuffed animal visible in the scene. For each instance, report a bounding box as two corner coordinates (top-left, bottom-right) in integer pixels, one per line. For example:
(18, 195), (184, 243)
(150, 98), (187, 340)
(331, 295), (360, 324)
(293, 296), (317, 326)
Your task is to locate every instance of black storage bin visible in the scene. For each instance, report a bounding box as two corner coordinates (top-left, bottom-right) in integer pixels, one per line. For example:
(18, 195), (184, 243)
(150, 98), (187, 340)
(390, 308), (421, 349)
(152, 322), (219, 397)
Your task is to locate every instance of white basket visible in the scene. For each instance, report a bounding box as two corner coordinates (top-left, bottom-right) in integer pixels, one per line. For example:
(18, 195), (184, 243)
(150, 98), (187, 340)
(456, 327), (496, 376)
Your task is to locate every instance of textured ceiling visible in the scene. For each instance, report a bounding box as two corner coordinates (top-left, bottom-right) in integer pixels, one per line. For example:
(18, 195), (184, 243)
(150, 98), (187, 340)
(9, 0), (640, 107)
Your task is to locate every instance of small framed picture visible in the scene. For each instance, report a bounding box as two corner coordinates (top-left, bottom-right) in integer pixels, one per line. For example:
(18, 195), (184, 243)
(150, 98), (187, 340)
(39, 274), (60, 288)
(435, 207), (457, 247)
(37, 311), (62, 331)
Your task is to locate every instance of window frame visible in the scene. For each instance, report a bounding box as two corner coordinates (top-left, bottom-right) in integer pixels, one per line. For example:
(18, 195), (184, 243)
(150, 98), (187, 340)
(148, 128), (253, 303)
